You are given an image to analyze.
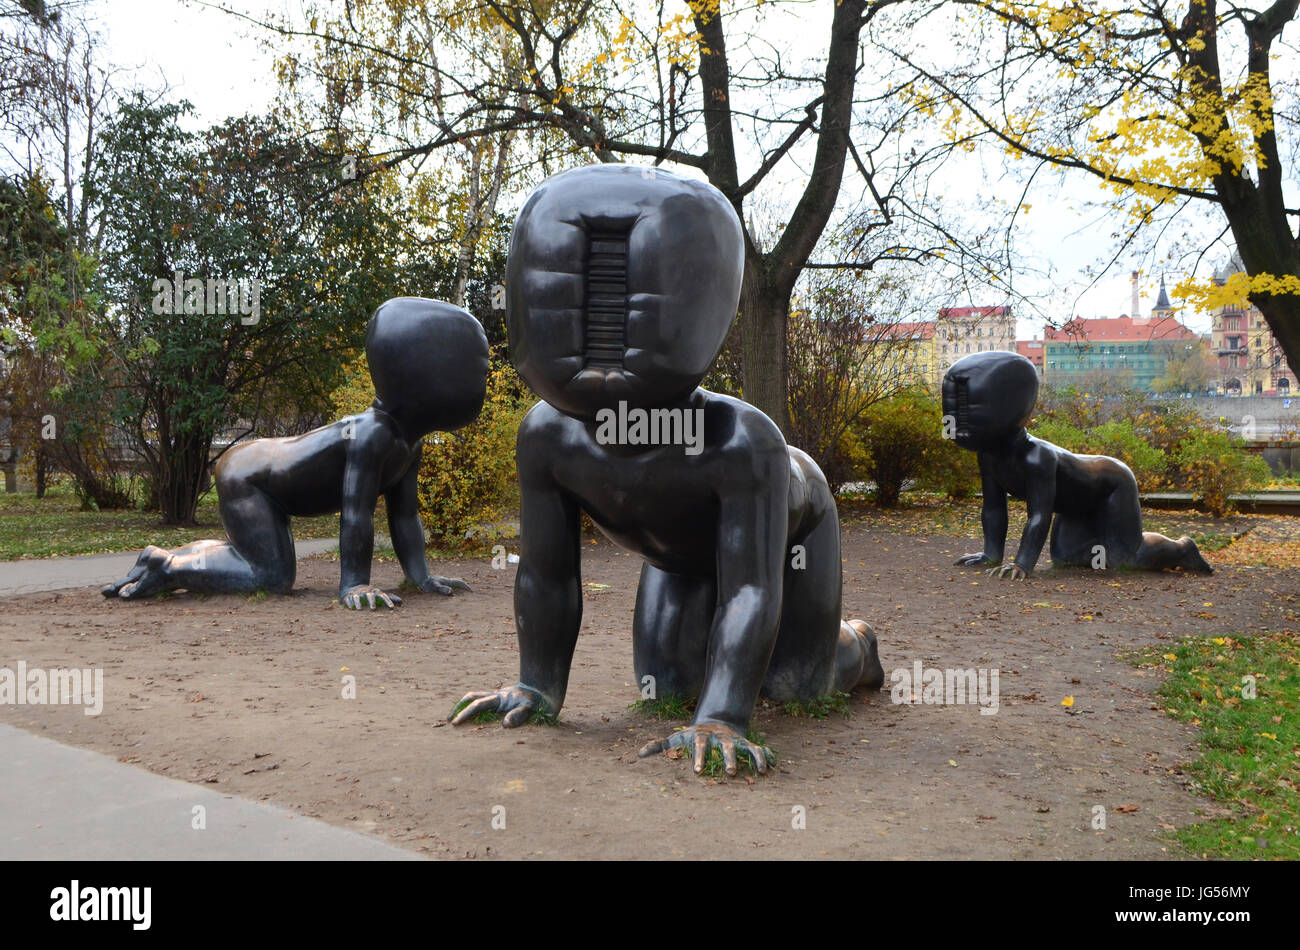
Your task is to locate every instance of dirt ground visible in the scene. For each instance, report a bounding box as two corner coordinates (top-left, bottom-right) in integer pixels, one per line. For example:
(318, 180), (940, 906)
(3, 510), (1294, 859)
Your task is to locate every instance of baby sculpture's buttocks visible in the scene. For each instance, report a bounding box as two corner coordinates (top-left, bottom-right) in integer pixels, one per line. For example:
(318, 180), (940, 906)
(941, 350), (1212, 578)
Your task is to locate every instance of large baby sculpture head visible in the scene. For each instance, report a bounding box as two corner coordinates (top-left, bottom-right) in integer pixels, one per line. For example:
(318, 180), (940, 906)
(365, 296), (489, 437)
(941, 350), (1039, 451)
(505, 164), (745, 419)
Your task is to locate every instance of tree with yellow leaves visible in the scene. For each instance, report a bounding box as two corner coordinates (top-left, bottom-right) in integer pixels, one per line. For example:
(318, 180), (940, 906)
(893, 1), (1299, 374)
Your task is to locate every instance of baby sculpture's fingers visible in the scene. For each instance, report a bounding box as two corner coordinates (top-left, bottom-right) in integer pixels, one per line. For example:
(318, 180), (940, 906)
(342, 584), (402, 610)
(637, 736), (670, 758)
(986, 564), (1026, 580)
(721, 736), (738, 776)
(737, 737), (771, 774)
(424, 575), (470, 595)
(451, 692), (502, 724)
(692, 732), (710, 774)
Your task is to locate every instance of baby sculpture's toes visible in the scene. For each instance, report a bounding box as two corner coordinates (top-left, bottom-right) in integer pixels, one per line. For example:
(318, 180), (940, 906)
(104, 546), (169, 599)
(116, 547), (174, 599)
(1179, 537), (1214, 575)
(844, 619), (885, 690)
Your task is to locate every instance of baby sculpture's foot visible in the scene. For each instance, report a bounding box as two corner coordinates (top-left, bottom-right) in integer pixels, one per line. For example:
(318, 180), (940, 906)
(1179, 537), (1214, 574)
(844, 619), (885, 690)
(106, 546), (174, 599)
(101, 545), (160, 597)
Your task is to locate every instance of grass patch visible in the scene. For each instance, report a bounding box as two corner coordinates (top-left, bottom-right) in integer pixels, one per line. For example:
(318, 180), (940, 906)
(0, 481), (337, 560)
(628, 693), (696, 720)
(693, 728), (776, 779)
(783, 691), (851, 720)
(1191, 532), (1240, 553)
(1144, 631), (1300, 859)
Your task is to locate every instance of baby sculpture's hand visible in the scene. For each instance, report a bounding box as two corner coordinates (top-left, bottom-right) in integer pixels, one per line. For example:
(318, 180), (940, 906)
(341, 584), (403, 610)
(638, 721), (773, 776)
(421, 575), (471, 596)
(985, 563), (1028, 580)
(449, 684), (544, 727)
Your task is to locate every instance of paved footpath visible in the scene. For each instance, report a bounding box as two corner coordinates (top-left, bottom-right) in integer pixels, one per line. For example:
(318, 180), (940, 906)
(0, 539), (338, 596)
(1, 538), (424, 860)
(0, 724), (422, 860)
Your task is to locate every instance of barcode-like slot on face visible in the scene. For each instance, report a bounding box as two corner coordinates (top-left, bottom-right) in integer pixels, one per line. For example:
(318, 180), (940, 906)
(955, 377), (971, 435)
(585, 228), (629, 368)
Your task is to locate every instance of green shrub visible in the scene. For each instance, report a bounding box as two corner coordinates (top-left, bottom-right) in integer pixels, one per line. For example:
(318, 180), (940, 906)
(1029, 419), (1089, 453)
(1174, 431), (1270, 517)
(852, 388), (948, 507)
(915, 433), (981, 500)
(1088, 420), (1167, 490)
(1030, 418), (1164, 491)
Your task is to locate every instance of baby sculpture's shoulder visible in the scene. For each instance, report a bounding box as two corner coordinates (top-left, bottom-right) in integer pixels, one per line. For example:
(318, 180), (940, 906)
(1021, 433), (1067, 476)
(697, 390), (787, 458)
(339, 407), (403, 456)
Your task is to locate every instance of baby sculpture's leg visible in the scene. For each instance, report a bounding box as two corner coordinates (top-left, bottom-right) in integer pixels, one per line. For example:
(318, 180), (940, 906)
(1136, 532), (1213, 573)
(632, 564), (714, 702)
(103, 474), (296, 599)
(1049, 510), (1100, 567)
(1097, 470), (1211, 573)
(763, 453), (883, 701)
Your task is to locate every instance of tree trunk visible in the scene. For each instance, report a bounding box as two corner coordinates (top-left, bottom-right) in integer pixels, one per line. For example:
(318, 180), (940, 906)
(34, 442), (47, 498)
(739, 264), (792, 435)
(157, 432), (210, 525)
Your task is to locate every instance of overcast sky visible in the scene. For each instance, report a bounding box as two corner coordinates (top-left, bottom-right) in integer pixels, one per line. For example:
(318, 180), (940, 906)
(80, 0), (1281, 338)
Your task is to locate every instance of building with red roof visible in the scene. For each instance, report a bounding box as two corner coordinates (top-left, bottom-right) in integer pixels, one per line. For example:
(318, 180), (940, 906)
(1043, 311), (1201, 392)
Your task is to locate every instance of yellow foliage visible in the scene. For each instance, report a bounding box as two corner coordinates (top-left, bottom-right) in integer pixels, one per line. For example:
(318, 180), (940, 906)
(1173, 272), (1300, 314)
(980, 3), (1279, 197)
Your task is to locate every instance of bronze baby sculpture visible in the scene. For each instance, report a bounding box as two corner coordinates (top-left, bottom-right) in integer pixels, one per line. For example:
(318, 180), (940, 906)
(102, 297), (489, 608)
(451, 164), (884, 775)
(942, 350), (1212, 578)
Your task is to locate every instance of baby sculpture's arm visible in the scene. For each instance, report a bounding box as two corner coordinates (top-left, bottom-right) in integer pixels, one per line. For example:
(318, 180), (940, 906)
(1004, 445), (1058, 578)
(956, 454), (1008, 568)
(384, 451), (470, 596)
(638, 446), (787, 776)
(451, 416), (582, 725)
(337, 423), (398, 609)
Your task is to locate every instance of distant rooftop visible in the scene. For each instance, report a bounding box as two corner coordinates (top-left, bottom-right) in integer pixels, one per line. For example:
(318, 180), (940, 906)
(938, 306), (1011, 320)
(874, 320), (935, 341)
(1044, 314), (1198, 344)
(1016, 340), (1044, 363)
